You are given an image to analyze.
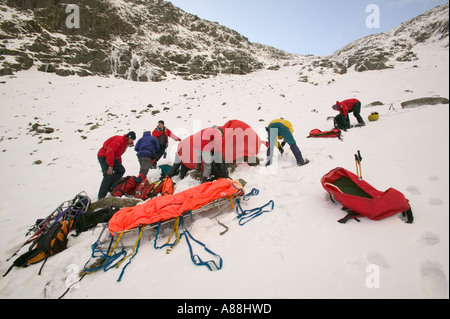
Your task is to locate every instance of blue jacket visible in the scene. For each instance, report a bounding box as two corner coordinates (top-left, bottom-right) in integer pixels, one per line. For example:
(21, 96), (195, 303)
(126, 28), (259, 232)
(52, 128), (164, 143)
(134, 132), (160, 158)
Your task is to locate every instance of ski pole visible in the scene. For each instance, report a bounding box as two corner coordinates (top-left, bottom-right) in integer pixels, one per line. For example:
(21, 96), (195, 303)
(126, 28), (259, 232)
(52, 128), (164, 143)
(355, 154), (360, 178)
(357, 150), (363, 180)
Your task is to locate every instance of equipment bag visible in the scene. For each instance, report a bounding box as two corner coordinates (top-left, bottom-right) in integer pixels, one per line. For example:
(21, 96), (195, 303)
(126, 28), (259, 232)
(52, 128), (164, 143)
(308, 128), (342, 139)
(161, 177), (174, 196)
(111, 176), (137, 197)
(134, 179), (152, 200)
(134, 178), (170, 201)
(334, 114), (350, 130)
(321, 167), (413, 224)
(4, 220), (74, 276)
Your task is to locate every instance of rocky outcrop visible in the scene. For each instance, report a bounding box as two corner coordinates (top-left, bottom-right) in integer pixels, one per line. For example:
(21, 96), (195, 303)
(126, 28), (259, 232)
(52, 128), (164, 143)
(0, 0), (292, 81)
(332, 3), (448, 72)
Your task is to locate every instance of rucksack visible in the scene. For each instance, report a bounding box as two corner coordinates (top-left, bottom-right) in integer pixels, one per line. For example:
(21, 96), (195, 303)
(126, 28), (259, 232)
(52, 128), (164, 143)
(161, 177), (174, 196)
(3, 220), (74, 276)
(111, 176), (137, 197)
(134, 177), (173, 200)
(334, 114), (350, 130)
(27, 192), (90, 237)
(308, 128), (342, 139)
(134, 178), (153, 200)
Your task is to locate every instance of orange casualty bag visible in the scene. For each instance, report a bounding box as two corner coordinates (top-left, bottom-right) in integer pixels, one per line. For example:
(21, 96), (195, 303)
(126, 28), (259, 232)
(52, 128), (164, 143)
(108, 179), (244, 234)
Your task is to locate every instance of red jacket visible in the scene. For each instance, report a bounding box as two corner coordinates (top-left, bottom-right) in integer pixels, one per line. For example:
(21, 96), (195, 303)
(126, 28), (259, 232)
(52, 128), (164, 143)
(97, 135), (129, 167)
(152, 127), (181, 146)
(177, 127), (222, 169)
(337, 99), (360, 118)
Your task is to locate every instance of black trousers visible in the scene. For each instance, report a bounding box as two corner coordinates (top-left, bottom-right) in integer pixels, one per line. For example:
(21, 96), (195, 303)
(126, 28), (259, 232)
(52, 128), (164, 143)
(98, 157), (125, 199)
(350, 102), (365, 124)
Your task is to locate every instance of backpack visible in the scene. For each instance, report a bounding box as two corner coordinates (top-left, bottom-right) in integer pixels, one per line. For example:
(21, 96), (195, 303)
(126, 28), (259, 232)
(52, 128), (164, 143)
(27, 192), (90, 237)
(4, 220), (74, 276)
(334, 114), (350, 130)
(111, 176), (137, 197)
(134, 178), (153, 200)
(308, 128), (342, 139)
(134, 178), (173, 200)
(161, 177), (174, 196)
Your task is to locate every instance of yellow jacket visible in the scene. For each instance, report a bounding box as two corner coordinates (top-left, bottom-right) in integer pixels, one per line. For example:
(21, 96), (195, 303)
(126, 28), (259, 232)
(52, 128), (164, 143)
(268, 119), (294, 148)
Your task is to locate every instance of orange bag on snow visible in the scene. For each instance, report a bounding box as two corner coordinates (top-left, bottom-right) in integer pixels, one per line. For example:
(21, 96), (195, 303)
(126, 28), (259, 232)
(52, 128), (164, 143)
(108, 178), (244, 235)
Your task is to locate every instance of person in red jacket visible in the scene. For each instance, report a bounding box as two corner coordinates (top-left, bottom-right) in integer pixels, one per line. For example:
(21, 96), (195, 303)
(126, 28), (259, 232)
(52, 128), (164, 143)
(166, 126), (224, 183)
(332, 98), (365, 129)
(151, 120), (181, 168)
(97, 131), (136, 199)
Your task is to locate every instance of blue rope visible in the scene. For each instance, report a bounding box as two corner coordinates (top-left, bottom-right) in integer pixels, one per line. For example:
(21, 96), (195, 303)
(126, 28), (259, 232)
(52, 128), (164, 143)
(83, 241), (127, 274)
(180, 218), (223, 271)
(235, 188), (275, 226)
(117, 227), (143, 282)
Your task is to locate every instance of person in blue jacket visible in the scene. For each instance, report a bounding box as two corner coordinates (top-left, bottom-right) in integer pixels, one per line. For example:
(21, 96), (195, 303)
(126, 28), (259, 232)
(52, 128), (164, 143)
(134, 131), (160, 182)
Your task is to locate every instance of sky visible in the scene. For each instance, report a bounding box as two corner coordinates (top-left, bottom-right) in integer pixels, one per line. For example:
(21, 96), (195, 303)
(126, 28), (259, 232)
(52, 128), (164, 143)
(168, 0), (449, 56)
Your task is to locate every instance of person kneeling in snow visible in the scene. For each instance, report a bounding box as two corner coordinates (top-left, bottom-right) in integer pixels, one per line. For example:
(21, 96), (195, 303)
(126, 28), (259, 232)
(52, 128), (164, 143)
(266, 119), (309, 167)
(97, 131), (136, 199)
(166, 126), (226, 183)
(134, 131), (160, 183)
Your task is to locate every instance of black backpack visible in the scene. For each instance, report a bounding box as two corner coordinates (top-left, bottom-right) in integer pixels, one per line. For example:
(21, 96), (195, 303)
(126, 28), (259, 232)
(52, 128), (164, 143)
(3, 220), (73, 277)
(334, 114), (350, 130)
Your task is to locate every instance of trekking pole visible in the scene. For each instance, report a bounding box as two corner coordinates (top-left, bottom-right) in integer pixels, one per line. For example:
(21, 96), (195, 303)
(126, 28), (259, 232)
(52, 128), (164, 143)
(354, 154), (360, 178)
(357, 150), (363, 180)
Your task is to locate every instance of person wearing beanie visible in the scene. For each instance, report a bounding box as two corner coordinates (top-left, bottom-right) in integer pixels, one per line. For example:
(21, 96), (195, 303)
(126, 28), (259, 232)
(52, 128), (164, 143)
(266, 119), (309, 167)
(332, 98), (365, 129)
(151, 120), (181, 168)
(134, 131), (160, 183)
(97, 132), (136, 199)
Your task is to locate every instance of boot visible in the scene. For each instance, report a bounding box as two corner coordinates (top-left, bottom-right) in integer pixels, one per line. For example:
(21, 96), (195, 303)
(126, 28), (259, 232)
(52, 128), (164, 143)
(134, 173), (147, 184)
(290, 144), (309, 166)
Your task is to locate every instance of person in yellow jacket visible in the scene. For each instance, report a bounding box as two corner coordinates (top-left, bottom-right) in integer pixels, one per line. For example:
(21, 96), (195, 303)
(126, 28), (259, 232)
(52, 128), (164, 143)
(266, 119), (309, 167)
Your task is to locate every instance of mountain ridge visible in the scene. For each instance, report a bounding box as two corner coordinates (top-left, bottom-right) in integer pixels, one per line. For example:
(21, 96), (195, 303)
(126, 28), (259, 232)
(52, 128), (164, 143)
(0, 0), (448, 80)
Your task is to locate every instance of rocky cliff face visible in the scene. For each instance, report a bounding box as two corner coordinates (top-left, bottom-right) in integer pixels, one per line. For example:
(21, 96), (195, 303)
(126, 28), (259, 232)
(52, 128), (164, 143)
(332, 2), (449, 72)
(0, 0), (292, 81)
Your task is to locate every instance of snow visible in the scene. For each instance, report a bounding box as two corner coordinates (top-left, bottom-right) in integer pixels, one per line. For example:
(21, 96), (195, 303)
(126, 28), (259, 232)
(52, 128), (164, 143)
(0, 45), (448, 299)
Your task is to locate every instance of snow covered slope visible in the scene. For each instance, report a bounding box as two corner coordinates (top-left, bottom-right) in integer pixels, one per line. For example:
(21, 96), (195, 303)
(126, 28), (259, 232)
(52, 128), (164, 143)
(0, 38), (448, 298)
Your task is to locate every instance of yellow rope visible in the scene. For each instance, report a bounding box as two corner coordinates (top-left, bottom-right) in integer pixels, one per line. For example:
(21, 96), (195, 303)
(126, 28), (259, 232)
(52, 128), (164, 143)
(166, 217), (181, 254)
(115, 227), (144, 269)
(109, 231), (124, 257)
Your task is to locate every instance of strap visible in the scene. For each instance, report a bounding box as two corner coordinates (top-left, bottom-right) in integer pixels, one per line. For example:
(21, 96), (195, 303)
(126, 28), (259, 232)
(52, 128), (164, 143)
(117, 227), (144, 282)
(235, 188), (275, 226)
(236, 200), (275, 226)
(154, 218), (181, 253)
(338, 208), (362, 224)
(180, 218), (223, 271)
(402, 206), (414, 224)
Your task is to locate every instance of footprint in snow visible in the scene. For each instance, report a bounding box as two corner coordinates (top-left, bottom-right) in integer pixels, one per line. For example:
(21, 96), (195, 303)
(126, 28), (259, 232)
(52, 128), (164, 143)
(428, 175), (439, 181)
(406, 185), (421, 195)
(418, 232), (440, 246)
(420, 260), (448, 299)
(367, 251), (390, 268)
(428, 198), (443, 206)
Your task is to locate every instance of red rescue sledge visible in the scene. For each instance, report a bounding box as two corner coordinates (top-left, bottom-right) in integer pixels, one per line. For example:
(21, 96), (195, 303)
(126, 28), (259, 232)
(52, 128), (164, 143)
(321, 167), (414, 224)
